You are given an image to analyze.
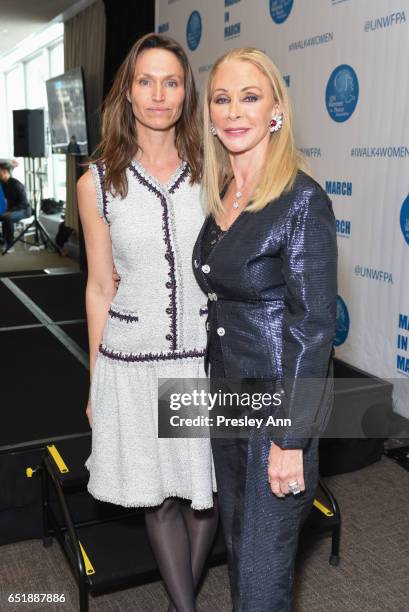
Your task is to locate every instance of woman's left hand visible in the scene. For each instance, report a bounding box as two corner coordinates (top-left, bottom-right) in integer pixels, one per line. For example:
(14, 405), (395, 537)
(268, 442), (305, 498)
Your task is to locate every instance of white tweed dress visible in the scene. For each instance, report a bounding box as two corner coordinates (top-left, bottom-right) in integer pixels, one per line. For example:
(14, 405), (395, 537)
(84, 159), (216, 510)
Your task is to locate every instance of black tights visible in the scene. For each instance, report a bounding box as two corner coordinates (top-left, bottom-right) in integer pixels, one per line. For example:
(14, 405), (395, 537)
(144, 496), (219, 612)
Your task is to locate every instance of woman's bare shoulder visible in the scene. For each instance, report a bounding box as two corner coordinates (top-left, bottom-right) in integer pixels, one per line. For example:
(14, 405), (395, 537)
(77, 169), (95, 194)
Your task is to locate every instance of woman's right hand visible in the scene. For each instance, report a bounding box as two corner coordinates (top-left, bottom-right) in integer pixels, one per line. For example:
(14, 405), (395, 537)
(86, 398), (92, 429)
(113, 265), (121, 290)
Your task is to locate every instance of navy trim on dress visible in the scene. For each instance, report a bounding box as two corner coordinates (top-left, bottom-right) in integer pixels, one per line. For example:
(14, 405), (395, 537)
(108, 307), (139, 323)
(169, 163), (190, 194)
(99, 344), (205, 363)
(95, 161), (110, 223)
(129, 164), (178, 351)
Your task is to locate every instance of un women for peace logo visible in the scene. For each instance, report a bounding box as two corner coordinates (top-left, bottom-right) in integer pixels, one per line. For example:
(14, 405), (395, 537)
(269, 0), (294, 24)
(334, 295), (350, 346)
(326, 65), (359, 122)
(186, 10), (202, 51)
(400, 195), (409, 245)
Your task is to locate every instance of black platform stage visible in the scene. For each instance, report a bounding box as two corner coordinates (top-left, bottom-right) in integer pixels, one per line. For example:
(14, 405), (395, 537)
(0, 271), (89, 452)
(0, 271), (88, 544)
(0, 268), (400, 610)
(0, 270), (395, 539)
(0, 269), (397, 611)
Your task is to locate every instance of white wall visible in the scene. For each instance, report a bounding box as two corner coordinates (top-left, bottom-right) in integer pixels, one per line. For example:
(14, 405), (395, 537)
(156, 0), (409, 418)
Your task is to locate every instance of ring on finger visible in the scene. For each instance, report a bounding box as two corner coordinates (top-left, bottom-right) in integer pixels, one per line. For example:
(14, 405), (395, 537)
(288, 480), (301, 495)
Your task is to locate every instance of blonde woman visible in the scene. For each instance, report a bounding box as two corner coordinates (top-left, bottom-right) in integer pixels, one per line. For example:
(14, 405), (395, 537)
(193, 48), (337, 611)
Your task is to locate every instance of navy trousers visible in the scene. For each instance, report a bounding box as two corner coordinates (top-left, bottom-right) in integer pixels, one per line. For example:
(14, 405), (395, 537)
(211, 433), (319, 612)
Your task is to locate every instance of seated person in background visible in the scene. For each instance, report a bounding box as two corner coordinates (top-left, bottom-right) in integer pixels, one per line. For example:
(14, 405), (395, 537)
(0, 162), (30, 252)
(0, 182), (6, 215)
(0, 156), (16, 215)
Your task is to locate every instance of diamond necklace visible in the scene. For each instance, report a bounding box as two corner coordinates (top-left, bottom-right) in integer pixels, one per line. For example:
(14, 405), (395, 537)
(232, 190), (242, 210)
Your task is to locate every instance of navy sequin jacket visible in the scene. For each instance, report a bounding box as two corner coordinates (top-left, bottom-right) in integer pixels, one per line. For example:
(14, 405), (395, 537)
(192, 171), (338, 449)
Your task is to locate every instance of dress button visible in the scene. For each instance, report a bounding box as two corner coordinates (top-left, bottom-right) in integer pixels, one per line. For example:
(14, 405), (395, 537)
(201, 264), (210, 274)
(166, 308), (172, 314)
(217, 327), (225, 336)
(208, 292), (217, 301)
(166, 281), (172, 289)
(166, 334), (173, 341)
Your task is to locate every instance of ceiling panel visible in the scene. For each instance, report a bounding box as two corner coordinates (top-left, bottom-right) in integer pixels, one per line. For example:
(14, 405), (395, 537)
(0, 0), (82, 58)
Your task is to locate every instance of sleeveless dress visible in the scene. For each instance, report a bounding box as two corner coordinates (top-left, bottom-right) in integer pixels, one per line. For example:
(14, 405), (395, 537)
(84, 159), (217, 510)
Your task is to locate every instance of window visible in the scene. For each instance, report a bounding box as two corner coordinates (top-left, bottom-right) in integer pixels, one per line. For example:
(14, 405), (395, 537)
(49, 43), (64, 78)
(4, 65), (26, 183)
(48, 42), (66, 202)
(0, 32), (66, 202)
(25, 52), (48, 110)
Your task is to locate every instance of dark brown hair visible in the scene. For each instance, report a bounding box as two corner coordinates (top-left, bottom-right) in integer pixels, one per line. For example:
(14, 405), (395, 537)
(90, 33), (202, 197)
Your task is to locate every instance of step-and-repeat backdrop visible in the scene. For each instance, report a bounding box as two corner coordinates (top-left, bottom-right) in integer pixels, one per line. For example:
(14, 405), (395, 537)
(156, 0), (409, 418)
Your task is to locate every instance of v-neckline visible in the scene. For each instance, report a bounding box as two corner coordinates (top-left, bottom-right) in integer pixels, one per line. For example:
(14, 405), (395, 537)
(203, 208), (248, 261)
(214, 208), (247, 233)
(130, 158), (187, 193)
(213, 206), (247, 233)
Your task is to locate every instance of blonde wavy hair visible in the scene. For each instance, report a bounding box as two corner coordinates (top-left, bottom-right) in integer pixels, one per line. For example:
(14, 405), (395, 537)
(202, 47), (309, 215)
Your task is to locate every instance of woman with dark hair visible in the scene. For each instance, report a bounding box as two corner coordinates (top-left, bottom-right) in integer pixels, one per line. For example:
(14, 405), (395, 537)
(77, 33), (217, 612)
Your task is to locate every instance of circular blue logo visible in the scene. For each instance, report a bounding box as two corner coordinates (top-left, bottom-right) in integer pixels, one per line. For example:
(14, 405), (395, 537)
(269, 0), (294, 24)
(326, 65), (359, 122)
(334, 295), (349, 347)
(186, 11), (202, 51)
(400, 195), (409, 245)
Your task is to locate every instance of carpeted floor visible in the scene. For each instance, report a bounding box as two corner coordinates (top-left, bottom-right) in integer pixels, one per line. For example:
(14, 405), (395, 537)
(0, 239), (79, 274)
(1, 245), (407, 611)
(1, 454), (408, 612)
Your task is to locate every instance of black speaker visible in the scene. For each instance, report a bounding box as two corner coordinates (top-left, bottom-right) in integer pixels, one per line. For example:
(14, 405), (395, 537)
(13, 109), (45, 157)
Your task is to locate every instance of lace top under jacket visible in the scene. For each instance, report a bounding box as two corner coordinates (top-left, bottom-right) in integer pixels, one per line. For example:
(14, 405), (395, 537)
(201, 216), (226, 377)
